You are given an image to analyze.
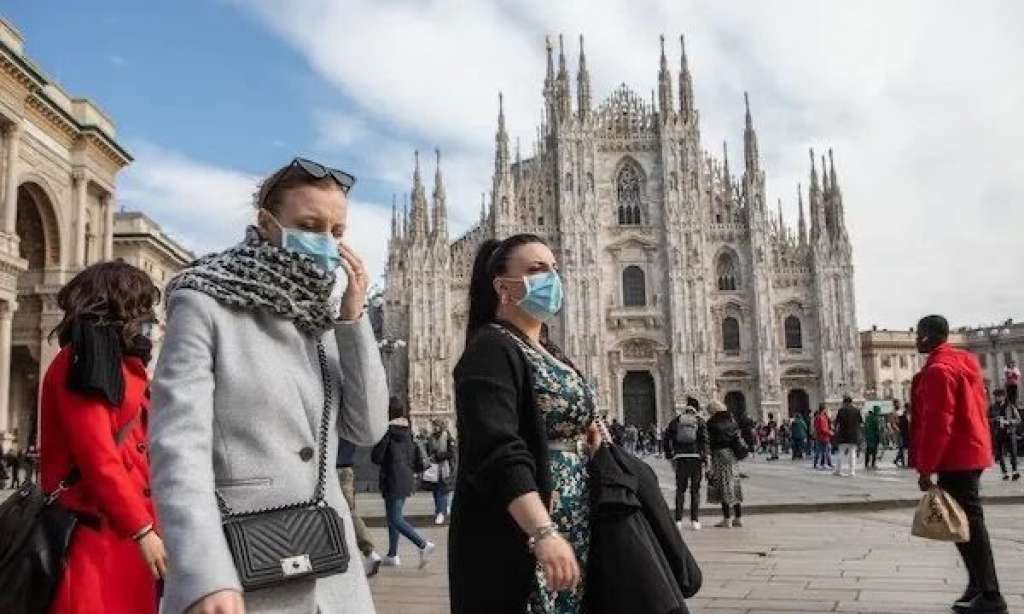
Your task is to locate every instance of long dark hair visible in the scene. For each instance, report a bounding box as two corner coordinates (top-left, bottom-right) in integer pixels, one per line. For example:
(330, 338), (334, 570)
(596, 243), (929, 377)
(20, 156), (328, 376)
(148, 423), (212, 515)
(465, 233), (547, 346)
(50, 261), (160, 346)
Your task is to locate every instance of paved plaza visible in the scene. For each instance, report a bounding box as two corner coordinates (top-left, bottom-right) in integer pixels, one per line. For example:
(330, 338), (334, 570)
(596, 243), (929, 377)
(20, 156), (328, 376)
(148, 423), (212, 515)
(366, 505), (1024, 614)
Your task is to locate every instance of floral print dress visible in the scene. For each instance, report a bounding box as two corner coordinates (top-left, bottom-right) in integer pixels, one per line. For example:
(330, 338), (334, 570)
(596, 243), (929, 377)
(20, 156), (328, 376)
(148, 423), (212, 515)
(496, 325), (596, 614)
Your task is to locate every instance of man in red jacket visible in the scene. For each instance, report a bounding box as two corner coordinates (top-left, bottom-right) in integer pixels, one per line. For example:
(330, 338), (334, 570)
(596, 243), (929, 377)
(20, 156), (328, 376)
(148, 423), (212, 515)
(912, 315), (1006, 614)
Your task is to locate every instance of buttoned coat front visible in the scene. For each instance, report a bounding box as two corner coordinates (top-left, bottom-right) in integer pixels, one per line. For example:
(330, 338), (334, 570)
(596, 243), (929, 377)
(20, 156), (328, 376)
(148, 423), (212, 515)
(149, 289), (388, 614)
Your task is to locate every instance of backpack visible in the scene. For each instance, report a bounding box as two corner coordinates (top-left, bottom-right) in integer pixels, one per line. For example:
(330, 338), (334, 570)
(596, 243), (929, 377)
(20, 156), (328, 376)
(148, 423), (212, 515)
(675, 414), (699, 446)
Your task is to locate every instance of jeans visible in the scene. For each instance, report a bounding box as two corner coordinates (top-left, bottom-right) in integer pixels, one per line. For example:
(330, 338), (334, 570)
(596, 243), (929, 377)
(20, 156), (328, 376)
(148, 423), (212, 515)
(337, 467), (375, 557)
(994, 429), (1018, 475)
(431, 485), (450, 516)
(835, 444), (857, 475)
(813, 441), (833, 467)
(791, 439), (806, 459)
(937, 470), (1002, 596)
(384, 497), (426, 557)
(673, 457), (703, 522)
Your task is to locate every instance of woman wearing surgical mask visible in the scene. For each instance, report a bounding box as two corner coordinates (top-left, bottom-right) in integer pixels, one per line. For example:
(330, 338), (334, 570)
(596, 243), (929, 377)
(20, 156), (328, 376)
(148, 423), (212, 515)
(449, 235), (602, 614)
(149, 158), (388, 614)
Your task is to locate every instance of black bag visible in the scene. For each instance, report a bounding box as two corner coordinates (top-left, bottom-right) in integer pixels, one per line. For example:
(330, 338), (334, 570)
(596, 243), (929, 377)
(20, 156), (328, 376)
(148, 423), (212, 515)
(216, 341), (349, 591)
(730, 434), (749, 461)
(0, 416), (138, 614)
(413, 440), (430, 474)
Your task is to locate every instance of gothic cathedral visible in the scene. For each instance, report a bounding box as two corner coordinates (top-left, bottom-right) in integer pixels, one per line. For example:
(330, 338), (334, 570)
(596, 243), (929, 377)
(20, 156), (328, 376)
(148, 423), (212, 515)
(382, 35), (862, 428)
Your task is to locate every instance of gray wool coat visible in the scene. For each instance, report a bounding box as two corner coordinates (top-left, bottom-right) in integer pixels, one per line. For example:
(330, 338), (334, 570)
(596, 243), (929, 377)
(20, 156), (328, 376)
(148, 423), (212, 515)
(149, 289), (388, 614)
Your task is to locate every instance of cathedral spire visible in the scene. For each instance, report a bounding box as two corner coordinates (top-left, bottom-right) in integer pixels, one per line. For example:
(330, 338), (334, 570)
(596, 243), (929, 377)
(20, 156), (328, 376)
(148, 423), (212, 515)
(777, 198), (785, 234)
(679, 34), (694, 123)
(743, 92), (760, 174)
(556, 34), (572, 118)
(390, 193), (398, 240)
(577, 34), (591, 117)
(409, 150), (429, 238)
(797, 183), (808, 246)
(480, 192), (486, 224)
(657, 34), (674, 117)
(722, 140), (733, 204)
(401, 193), (408, 240)
(809, 148), (826, 243)
(432, 148), (447, 238)
(829, 148), (848, 242)
(495, 92), (510, 177)
(545, 36), (555, 82)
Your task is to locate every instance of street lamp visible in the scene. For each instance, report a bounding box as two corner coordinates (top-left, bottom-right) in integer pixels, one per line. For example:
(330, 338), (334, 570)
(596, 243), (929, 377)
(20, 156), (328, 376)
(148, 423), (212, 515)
(378, 337), (407, 396)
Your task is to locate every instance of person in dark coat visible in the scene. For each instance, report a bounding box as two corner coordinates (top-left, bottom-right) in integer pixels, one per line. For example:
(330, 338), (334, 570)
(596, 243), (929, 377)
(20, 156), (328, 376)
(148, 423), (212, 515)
(371, 396), (435, 569)
(707, 401), (744, 527)
(989, 388), (1020, 481)
(896, 405), (912, 468)
(833, 396), (863, 477)
(424, 418), (458, 524)
(663, 403), (709, 530)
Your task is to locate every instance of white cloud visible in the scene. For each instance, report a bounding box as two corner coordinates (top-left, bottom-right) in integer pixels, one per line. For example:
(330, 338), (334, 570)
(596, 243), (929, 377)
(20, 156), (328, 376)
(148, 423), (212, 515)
(232, 0), (1024, 328)
(109, 55), (127, 66)
(117, 141), (391, 283)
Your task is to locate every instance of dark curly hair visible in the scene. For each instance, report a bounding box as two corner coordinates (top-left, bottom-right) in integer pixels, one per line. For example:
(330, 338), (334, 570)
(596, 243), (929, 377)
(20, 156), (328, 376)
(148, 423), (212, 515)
(50, 261), (160, 346)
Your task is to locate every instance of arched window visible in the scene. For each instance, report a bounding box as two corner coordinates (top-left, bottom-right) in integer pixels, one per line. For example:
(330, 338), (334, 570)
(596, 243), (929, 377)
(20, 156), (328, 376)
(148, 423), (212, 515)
(716, 251), (740, 291)
(616, 161), (644, 225)
(722, 317), (740, 352)
(622, 266), (646, 307)
(784, 315), (803, 349)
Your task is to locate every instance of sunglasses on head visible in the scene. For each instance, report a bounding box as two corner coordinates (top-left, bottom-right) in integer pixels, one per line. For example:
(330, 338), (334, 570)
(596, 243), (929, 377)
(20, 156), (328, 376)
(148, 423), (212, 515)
(262, 157), (357, 204)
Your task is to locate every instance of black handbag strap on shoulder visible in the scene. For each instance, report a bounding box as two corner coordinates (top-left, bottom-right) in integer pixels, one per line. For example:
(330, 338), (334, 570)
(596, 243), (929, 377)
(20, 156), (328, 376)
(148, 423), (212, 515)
(217, 340), (333, 517)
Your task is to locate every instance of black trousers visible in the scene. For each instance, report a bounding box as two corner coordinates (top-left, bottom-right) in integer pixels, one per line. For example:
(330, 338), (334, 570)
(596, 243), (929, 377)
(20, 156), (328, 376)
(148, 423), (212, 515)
(1007, 384), (1019, 407)
(936, 470), (1001, 595)
(721, 503), (742, 519)
(865, 445), (878, 468)
(673, 457), (703, 522)
(994, 430), (1018, 474)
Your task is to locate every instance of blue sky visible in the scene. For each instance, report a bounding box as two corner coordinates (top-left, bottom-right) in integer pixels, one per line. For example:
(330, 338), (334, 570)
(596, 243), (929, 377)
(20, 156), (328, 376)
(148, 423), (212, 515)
(3, 1), (1024, 328)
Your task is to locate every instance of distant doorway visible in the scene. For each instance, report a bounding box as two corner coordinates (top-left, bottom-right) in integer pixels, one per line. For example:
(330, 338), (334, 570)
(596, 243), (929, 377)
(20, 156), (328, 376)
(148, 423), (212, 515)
(724, 390), (747, 422)
(787, 388), (810, 419)
(622, 371), (656, 427)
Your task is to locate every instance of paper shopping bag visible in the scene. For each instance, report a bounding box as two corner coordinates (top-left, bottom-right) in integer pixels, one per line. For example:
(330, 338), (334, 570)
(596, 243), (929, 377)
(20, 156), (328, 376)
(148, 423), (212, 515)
(911, 486), (970, 543)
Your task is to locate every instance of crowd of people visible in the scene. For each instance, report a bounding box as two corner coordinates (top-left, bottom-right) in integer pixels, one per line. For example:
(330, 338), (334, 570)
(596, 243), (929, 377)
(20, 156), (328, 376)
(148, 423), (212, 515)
(0, 156), (1013, 614)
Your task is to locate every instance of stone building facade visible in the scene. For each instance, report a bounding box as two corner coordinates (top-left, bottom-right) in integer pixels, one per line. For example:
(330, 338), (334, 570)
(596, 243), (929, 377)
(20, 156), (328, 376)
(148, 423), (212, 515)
(383, 35), (862, 428)
(0, 19), (188, 453)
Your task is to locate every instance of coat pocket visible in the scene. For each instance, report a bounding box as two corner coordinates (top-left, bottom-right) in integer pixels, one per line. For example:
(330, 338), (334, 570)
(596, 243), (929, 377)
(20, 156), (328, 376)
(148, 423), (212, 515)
(214, 477), (274, 489)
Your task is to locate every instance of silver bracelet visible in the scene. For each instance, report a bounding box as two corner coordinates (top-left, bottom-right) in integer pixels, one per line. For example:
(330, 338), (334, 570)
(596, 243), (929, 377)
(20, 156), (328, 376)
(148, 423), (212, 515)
(527, 524), (559, 552)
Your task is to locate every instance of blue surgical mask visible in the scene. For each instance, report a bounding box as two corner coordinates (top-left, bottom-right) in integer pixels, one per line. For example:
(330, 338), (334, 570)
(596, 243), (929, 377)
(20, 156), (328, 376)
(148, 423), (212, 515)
(506, 271), (563, 322)
(269, 214), (341, 272)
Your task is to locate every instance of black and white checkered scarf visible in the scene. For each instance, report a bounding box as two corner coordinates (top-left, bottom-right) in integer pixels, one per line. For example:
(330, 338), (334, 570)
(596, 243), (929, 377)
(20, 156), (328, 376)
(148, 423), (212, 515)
(167, 226), (336, 336)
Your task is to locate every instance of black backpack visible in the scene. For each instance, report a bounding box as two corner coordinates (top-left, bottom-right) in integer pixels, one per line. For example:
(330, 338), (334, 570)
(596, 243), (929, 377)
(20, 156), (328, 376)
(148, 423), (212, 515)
(675, 414), (699, 446)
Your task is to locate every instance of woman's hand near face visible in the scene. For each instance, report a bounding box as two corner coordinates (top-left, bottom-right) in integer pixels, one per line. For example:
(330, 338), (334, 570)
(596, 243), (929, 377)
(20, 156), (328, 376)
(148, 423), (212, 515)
(336, 242), (368, 321)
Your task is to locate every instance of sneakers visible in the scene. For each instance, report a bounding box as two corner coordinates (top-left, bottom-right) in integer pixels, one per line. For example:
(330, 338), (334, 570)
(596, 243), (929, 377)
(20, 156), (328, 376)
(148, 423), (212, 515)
(1013, 473), (1021, 482)
(364, 551), (382, 577)
(1002, 474), (1010, 481)
(434, 513), (446, 525)
(419, 541), (436, 569)
(675, 520), (684, 531)
(691, 520), (702, 530)
(381, 555), (401, 567)
(731, 518), (743, 528)
(714, 518), (733, 528)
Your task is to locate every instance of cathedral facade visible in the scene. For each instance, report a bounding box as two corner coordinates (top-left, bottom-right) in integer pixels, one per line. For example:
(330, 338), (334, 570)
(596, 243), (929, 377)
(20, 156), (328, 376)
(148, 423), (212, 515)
(382, 35), (862, 428)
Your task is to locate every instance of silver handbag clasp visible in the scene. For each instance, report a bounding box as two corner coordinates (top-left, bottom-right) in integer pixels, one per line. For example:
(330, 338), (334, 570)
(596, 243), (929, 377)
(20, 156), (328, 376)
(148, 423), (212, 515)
(281, 554), (313, 576)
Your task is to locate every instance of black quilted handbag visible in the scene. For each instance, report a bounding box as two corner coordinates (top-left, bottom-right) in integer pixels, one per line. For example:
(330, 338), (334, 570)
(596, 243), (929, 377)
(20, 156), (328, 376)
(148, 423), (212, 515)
(217, 340), (349, 591)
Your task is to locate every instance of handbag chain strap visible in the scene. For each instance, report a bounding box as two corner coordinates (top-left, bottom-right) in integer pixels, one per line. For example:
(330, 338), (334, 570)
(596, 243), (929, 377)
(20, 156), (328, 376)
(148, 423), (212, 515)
(217, 340), (333, 518)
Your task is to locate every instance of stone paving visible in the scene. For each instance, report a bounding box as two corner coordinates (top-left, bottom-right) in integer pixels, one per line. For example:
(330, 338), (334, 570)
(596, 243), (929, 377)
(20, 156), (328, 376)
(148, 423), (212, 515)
(366, 504), (1024, 614)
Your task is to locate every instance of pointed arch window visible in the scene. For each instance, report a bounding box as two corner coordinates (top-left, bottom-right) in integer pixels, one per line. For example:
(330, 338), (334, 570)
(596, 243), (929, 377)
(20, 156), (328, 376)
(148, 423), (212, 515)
(716, 251), (740, 291)
(722, 317), (741, 353)
(784, 315), (803, 349)
(616, 161), (644, 225)
(622, 266), (646, 307)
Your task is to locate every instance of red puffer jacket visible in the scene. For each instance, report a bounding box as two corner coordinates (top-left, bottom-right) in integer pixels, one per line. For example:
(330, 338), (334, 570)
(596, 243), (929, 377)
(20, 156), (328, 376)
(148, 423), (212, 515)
(814, 412), (833, 443)
(40, 346), (157, 614)
(910, 343), (992, 475)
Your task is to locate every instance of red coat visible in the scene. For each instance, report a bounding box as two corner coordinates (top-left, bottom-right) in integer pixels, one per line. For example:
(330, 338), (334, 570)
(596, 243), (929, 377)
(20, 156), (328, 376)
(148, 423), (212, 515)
(814, 412), (833, 443)
(910, 343), (992, 476)
(40, 346), (157, 614)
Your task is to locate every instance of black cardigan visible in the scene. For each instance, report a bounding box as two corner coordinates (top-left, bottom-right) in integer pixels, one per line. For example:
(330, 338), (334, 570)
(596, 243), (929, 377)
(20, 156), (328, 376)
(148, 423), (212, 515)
(371, 423), (417, 499)
(449, 322), (552, 614)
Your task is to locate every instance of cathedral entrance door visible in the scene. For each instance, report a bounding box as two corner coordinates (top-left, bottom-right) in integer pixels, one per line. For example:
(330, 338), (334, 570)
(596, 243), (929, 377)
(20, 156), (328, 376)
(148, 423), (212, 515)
(787, 388), (810, 419)
(724, 390), (747, 422)
(622, 370), (656, 427)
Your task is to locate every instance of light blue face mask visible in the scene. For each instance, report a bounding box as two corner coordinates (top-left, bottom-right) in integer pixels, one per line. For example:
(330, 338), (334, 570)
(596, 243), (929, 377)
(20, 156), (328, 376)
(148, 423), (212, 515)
(269, 214), (341, 272)
(507, 271), (563, 322)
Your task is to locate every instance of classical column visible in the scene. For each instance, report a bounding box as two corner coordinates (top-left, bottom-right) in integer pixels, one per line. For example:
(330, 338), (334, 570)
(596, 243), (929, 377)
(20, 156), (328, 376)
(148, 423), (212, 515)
(0, 300), (15, 448)
(102, 194), (114, 260)
(3, 121), (22, 236)
(73, 170), (88, 267)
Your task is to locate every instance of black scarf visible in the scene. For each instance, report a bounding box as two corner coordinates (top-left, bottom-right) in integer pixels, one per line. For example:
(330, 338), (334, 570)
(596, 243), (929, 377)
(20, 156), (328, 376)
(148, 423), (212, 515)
(61, 319), (151, 407)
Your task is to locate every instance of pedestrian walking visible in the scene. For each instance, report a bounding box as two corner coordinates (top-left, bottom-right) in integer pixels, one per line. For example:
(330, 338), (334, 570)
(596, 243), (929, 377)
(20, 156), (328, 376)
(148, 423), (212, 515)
(833, 396), (863, 477)
(372, 397), (436, 569)
(423, 418), (457, 524)
(790, 413), (809, 460)
(1004, 360), (1020, 407)
(988, 389), (1020, 481)
(450, 234), (604, 613)
(624, 423), (639, 456)
(39, 262), (168, 613)
(336, 437), (383, 577)
(663, 403), (709, 530)
(912, 314), (1008, 614)
(896, 405), (912, 468)
(149, 157), (388, 614)
(813, 405), (834, 470)
(4, 447), (20, 488)
(864, 405), (883, 469)
(707, 400), (744, 528)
